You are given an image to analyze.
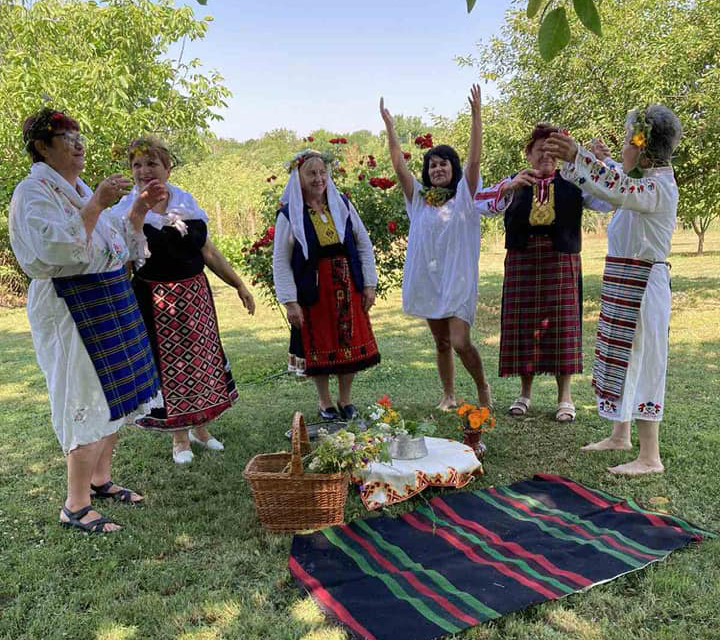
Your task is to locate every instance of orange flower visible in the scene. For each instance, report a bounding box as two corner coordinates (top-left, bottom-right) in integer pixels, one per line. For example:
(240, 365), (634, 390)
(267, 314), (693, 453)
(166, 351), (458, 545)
(468, 410), (485, 429)
(457, 403), (475, 417)
(377, 394), (392, 409)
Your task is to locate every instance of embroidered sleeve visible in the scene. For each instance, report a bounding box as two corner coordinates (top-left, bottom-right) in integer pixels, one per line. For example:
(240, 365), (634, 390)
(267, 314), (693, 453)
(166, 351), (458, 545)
(561, 146), (666, 215)
(272, 213), (297, 304)
(107, 213), (150, 268)
(15, 187), (92, 269)
(474, 178), (512, 216)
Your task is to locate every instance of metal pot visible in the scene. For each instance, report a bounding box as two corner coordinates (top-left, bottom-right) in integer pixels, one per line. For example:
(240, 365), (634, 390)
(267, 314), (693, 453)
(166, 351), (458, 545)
(389, 434), (428, 460)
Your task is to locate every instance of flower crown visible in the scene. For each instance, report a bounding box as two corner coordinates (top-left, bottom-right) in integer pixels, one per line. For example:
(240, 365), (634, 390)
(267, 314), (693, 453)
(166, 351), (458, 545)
(284, 149), (337, 173)
(128, 136), (178, 169)
(628, 108), (652, 150)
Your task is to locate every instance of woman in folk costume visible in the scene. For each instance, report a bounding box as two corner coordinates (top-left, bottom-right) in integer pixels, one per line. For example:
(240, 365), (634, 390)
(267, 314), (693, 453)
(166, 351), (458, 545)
(9, 109), (164, 533)
(108, 137), (255, 465)
(381, 85), (510, 410)
(545, 106), (682, 474)
(273, 150), (380, 421)
(489, 124), (614, 422)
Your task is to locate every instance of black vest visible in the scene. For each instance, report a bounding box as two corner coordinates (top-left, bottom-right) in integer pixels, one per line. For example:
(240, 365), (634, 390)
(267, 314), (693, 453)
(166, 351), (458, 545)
(504, 171), (585, 254)
(278, 199), (365, 306)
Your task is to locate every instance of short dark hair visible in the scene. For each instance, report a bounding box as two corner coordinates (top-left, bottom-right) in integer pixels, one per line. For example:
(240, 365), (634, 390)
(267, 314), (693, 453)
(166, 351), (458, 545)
(525, 123), (561, 155)
(22, 108), (80, 163)
(421, 145), (463, 194)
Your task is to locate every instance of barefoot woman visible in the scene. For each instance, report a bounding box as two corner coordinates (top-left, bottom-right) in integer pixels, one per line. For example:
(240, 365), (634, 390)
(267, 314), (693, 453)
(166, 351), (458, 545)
(546, 106), (682, 475)
(381, 85), (507, 409)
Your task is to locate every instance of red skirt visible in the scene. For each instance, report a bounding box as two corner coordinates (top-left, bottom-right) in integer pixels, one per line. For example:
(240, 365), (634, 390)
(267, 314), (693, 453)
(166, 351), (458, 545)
(134, 273), (238, 430)
(301, 256), (380, 376)
(499, 236), (583, 377)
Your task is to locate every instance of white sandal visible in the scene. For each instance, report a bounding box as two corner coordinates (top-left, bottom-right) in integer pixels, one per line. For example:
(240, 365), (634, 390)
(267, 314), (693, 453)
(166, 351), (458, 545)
(556, 401), (576, 423)
(509, 396), (531, 416)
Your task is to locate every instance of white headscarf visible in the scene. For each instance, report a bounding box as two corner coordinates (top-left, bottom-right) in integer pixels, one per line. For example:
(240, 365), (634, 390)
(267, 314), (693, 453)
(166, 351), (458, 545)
(280, 155), (353, 260)
(107, 183), (209, 236)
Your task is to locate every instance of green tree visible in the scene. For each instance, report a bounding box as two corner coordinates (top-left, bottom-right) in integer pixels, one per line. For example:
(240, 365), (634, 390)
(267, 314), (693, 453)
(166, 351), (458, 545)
(0, 0), (230, 296)
(468, 0), (720, 254)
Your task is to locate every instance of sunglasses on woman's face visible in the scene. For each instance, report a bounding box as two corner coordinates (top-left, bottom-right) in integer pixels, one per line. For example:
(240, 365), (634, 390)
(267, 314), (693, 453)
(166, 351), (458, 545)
(51, 131), (86, 148)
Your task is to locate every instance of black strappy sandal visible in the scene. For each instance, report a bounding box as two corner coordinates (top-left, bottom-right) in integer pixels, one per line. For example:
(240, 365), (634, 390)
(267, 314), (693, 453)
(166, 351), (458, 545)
(60, 505), (119, 533)
(90, 480), (144, 505)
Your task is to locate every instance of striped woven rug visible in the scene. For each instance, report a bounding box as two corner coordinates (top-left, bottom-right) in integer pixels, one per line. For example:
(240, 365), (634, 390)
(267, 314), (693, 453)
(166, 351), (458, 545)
(290, 474), (715, 640)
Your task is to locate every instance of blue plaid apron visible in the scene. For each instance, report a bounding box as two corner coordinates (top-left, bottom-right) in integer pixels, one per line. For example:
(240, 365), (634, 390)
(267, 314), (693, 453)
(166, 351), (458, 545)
(53, 267), (160, 421)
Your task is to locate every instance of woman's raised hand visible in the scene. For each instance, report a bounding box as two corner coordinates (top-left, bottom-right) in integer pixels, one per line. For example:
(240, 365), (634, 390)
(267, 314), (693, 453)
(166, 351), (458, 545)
(468, 84), (482, 123)
(379, 97), (394, 131)
(95, 173), (132, 209)
(545, 132), (579, 163)
(590, 138), (611, 161)
(499, 169), (538, 198)
(137, 179), (168, 212)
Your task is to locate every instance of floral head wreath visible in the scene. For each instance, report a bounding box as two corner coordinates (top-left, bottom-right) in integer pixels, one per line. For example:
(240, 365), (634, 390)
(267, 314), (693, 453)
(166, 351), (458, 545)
(628, 108), (652, 151)
(284, 149), (337, 173)
(127, 136), (179, 170)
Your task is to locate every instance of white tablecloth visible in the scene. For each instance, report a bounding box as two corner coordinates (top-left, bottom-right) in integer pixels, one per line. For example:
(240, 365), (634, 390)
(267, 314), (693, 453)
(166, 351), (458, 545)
(351, 437), (482, 510)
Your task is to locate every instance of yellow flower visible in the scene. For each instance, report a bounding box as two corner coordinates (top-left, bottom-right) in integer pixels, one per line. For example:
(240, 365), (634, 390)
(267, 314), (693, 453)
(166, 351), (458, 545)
(631, 132), (646, 148)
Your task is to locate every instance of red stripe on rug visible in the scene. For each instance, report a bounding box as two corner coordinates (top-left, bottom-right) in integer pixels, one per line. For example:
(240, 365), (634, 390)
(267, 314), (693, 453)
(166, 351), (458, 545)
(340, 525), (480, 626)
(289, 556), (379, 640)
(430, 498), (592, 588)
(535, 475), (610, 508)
(610, 503), (686, 535)
(401, 513), (561, 600)
(489, 489), (658, 562)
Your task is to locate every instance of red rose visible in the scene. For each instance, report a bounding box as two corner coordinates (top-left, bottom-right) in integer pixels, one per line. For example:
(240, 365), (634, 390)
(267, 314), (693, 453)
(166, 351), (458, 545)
(403, 152), (411, 160)
(340, 138), (347, 144)
(307, 136), (314, 142)
(267, 226), (275, 240)
(338, 167), (346, 174)
(358, 174), (365, 181)
(387, 220), (397, 233)
(367, 155), (377, 168)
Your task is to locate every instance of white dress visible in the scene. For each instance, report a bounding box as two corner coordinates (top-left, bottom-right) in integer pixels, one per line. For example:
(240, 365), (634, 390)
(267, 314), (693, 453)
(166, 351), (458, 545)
(561, 148), (678, 422)
(402, 176), (509, 326)
(9, 163), (151, 453)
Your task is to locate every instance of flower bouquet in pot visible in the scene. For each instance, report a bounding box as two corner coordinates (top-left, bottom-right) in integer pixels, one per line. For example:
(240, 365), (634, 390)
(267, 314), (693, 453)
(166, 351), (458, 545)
(353, 395), (436, 460)
(456, 404), (495, 462)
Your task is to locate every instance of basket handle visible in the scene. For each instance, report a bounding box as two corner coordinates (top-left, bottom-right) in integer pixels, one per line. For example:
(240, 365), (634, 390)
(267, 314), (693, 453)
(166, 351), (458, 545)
(290, 411), (310, 475)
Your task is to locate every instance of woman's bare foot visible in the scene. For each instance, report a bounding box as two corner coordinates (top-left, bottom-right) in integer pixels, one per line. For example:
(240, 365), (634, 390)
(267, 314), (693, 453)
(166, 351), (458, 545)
(608, 459), (664, 475)
(436, 395), (458, 412)
(581, 437), (632, 452)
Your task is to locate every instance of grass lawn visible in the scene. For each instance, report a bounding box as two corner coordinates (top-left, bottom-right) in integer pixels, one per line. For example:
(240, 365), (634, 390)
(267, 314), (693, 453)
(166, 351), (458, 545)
(0, 229), (718, 640)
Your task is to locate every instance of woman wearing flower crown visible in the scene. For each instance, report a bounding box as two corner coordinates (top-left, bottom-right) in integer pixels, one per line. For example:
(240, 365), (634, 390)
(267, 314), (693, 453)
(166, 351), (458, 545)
(545, 106), (682, 475)
(108, 137), (255, 465)
(488, 124), (614, 423)
(380, 85), (508, 410)
(273, 150), (380, 421)
(9, 108), (166, 532)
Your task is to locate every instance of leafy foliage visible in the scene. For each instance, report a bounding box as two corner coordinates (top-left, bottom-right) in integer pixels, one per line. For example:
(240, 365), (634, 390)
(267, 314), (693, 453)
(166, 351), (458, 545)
(0, 0), (230, 295)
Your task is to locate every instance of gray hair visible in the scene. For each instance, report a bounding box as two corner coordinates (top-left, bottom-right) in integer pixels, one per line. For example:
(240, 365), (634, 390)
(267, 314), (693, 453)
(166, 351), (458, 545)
(625, 105), (683, 165)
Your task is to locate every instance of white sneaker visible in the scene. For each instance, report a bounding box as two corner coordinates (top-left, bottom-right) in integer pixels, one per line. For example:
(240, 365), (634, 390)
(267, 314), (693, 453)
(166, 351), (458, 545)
(173, 448), (194, 464)
(189, 431), (225, 451)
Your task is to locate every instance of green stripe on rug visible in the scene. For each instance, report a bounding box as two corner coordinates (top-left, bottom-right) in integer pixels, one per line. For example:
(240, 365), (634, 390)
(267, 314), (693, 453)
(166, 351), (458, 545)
(322, 528), (462, 634)
(472, 491), (646, 569)
(498, 487), (667, 557)
(414, 506), (576, 595)
(354, 520), (500, 621)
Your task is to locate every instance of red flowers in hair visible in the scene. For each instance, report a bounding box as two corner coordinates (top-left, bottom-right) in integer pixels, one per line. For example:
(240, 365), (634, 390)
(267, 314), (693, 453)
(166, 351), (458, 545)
(414, 133), (433, 149)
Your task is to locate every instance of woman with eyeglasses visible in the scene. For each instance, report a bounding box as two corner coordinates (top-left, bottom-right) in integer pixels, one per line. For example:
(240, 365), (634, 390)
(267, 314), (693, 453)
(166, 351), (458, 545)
(9, 108), (166, 533)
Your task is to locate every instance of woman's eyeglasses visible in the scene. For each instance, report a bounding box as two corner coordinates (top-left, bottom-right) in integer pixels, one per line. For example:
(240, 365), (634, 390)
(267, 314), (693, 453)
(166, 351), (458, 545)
(51, 131), (87, 148)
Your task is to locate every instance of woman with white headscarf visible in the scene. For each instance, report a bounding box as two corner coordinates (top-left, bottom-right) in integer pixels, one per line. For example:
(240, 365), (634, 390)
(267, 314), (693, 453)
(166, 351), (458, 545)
(273, 150), (380, 421)
(108, 137), (255, 464)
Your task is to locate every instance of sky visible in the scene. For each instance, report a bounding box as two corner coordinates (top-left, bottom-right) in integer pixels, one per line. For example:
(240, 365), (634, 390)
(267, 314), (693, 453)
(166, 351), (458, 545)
(174, 0), (516, 142)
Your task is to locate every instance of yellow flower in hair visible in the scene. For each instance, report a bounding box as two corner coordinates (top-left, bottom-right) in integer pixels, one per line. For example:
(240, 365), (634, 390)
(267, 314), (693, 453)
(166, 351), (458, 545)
(631, 132), (646, 148)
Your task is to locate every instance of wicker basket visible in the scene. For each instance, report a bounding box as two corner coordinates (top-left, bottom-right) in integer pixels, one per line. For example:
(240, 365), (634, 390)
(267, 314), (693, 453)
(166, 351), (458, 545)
(243, 411), (350, 532)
